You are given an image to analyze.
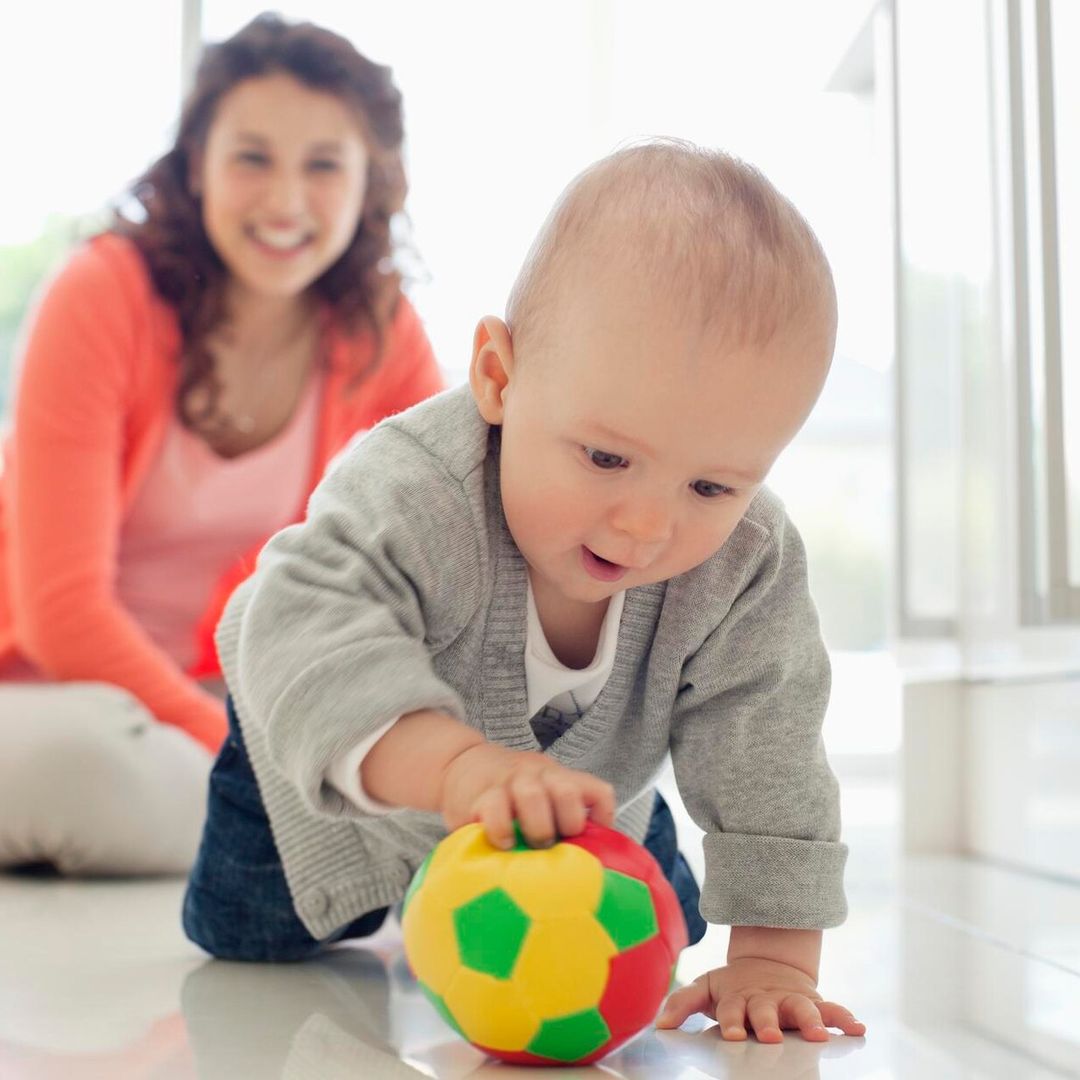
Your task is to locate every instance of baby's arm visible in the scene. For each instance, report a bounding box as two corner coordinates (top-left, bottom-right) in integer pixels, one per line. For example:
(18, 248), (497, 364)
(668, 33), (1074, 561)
(662, 504), (860, 1039)
(360, 709), (615, 848)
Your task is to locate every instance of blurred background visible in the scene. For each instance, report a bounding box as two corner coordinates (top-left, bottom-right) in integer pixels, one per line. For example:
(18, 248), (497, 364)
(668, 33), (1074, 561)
(1, 0), (1077, 963)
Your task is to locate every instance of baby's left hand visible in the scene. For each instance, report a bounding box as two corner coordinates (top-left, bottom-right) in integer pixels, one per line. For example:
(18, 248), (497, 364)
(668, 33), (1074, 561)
(655, 957), (866, 1043)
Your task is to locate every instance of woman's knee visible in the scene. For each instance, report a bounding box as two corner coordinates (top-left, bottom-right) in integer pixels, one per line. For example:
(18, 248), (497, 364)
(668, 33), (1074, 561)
(0, 683), (210, 874)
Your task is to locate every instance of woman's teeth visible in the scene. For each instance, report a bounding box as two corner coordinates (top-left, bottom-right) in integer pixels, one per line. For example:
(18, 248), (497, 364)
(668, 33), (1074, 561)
(251, 228), (309, 250)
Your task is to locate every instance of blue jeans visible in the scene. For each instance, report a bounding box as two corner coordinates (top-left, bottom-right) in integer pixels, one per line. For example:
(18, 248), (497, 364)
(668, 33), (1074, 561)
(183, 697), (707, 961)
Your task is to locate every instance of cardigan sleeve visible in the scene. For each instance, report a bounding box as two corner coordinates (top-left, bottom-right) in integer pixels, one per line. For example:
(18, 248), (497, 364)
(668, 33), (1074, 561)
(669, 509), (847, 930)
(5, 240), (225, 750)
(222, 421), (482, 819)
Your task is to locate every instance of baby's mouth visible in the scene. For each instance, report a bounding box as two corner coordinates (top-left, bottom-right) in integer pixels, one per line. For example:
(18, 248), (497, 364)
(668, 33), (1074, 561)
(581, 546), (628, 582)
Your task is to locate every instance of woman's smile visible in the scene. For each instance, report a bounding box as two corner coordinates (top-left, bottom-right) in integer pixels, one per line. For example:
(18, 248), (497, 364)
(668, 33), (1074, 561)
(244, 224), (315, 259)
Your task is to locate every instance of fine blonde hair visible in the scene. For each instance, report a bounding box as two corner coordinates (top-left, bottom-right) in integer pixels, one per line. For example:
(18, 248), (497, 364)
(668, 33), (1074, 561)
(505, 139), (836, 358)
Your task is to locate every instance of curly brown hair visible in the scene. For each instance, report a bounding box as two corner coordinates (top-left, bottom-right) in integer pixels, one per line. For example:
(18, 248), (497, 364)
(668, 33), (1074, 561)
(113, 12), (410, 433)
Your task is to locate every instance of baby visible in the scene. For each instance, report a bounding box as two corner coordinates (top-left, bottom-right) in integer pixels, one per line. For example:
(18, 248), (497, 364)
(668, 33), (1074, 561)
(184, 140), (865, 1043)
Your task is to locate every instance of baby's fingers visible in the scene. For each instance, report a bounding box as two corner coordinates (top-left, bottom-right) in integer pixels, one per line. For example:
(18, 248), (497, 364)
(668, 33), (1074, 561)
(777, 993), (831, 1041)
(509, 775), (557, 848)
(816, 1000), (867, 1037)
(655, 977), (713, 1029)
(579, 774), (616, 828)
(549, 780), (589, 839)
(548, 772), (614, 837)
(714, 995), (751, 1040)
(745, 994), (783, 1043)
(474, 788), (516, 850)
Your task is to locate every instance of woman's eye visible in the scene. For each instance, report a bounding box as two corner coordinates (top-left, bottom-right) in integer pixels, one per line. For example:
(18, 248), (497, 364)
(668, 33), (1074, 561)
(237, 152), (269, 166)
(692, 479), (734, 498)
(584, 447), (628, 470)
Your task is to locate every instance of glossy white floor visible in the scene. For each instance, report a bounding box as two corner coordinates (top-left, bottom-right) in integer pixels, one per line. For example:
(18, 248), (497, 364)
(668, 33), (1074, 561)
(2, 799), (1078, 1080)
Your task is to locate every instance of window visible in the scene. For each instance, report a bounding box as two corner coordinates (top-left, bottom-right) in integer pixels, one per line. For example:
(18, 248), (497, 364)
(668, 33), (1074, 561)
(0, 1), (182, 414)
(892, 0), (1080, 634)
(1054, 1), (1080, 597)
(893, 0), (996, 636)
(1008, 0), (1079, 621)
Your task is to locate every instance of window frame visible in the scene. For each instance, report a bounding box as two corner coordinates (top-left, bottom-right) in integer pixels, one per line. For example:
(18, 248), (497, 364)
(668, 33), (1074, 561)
(1006, 0), (1078, 622)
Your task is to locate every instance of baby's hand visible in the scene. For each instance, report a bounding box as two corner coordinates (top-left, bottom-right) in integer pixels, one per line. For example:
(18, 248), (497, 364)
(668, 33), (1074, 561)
(656, 958), (866, 1042)
(439, 743), (615, 848)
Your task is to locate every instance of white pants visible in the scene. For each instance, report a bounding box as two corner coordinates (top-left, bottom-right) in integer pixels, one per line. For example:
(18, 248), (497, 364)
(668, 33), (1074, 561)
(0, 682), (213, 875)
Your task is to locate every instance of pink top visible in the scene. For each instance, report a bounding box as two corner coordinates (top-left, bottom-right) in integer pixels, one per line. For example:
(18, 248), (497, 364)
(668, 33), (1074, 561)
(0, 233), (444, 750)
(115, 372), (321, 671)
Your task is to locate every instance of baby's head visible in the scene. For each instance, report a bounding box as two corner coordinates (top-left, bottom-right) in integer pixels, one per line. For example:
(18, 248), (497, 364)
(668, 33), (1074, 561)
(470, 140), (837, 608)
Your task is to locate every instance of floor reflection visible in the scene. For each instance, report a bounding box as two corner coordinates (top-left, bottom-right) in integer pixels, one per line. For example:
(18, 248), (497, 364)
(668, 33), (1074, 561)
(182, 950), (409, 1079)
(177, 944), (868, 1080)
(2, 846), (1077, 1078)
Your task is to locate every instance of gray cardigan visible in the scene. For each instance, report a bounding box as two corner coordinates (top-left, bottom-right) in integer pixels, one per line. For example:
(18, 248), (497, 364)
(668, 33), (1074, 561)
(217, 385), (847, 939)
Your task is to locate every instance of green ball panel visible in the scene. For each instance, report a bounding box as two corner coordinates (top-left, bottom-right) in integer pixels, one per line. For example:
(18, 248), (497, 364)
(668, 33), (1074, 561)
(526, 1007), (611, 1062)
(454, 887), (530, 979)
(418, 981), (465, 1037)
(402, 850), (433, 915)
(595, 869), (658, 952)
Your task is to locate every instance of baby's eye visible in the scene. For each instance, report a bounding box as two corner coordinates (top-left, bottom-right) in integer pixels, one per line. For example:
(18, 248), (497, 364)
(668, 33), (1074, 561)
(308, 159), (341, 172)
(584, 447), (628, 470)
(692, 479), (735, 498)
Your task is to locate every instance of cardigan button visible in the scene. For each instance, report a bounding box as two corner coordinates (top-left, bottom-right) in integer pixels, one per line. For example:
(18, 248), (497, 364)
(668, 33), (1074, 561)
(300, 889), (330, 917)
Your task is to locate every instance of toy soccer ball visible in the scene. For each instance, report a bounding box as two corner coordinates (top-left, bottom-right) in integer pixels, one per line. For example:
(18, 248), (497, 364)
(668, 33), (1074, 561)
(401, 820), (688, 1066)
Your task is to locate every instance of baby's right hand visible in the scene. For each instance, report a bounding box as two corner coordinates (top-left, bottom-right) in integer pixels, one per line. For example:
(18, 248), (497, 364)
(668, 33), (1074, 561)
(439, 742), (616, 849)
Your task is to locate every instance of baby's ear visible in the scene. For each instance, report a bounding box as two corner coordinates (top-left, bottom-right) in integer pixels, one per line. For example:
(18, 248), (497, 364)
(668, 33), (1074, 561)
(469, 316), (515, 424)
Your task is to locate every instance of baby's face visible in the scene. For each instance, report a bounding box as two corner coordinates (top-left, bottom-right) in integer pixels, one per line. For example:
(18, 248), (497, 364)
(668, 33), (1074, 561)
(495, 280), (830, 609)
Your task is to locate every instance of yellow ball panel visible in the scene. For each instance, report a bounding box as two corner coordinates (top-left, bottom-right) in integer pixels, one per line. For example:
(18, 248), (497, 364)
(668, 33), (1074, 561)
(512, 916), (617, 1017)
(427, 822), (500, 874)
(401, 889), (459, 996)
(423, 860), (516, 911)
(444, 967), (540, 1051)
(423, 825), (515, 909)
(501, 843), (603, 920)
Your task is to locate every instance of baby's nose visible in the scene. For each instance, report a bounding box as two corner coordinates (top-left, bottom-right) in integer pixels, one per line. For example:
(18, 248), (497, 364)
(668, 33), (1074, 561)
(611, 498), (674, 547)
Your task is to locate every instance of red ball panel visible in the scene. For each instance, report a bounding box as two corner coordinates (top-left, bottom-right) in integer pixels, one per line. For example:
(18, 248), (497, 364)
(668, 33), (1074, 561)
(641, 858), (689, 958)
(597, 934), (675, 1040)
(563, 821), (654, 879)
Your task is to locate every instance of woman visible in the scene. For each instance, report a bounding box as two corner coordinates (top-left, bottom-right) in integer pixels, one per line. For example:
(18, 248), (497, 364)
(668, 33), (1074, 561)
(0, 14), (443, 874)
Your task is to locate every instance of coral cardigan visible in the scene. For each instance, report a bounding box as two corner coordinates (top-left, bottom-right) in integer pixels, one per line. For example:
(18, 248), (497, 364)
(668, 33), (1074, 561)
(0, 233), (444, 750)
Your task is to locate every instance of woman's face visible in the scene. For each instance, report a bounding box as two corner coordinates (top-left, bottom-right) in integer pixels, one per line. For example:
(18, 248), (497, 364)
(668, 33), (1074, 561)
(194, 72), (370, 300)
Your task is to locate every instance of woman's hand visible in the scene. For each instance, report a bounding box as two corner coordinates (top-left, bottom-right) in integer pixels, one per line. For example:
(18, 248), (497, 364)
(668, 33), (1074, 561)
(439, 742), (616, 849)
